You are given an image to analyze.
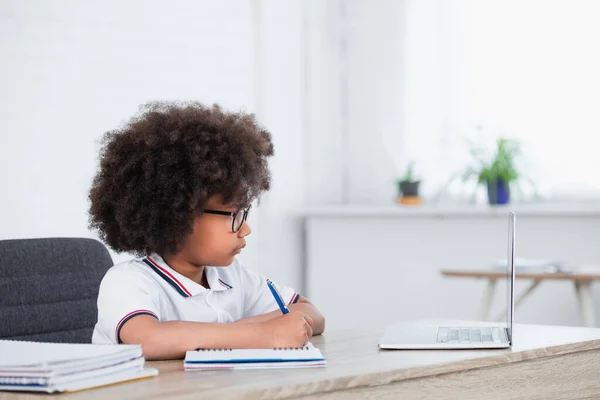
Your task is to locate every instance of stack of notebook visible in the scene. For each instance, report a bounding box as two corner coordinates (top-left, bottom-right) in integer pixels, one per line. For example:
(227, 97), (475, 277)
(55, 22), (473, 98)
(184, 342), (327, 371)
(0, 340), (158, 393)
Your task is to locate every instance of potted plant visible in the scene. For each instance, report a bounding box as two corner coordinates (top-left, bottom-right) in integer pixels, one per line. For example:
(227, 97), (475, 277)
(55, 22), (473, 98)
(462, 138), (520, 205)
(397, 161), (422, 205)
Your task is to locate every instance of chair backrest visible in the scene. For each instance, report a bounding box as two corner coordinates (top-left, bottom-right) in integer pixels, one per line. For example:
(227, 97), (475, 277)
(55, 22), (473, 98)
(0, 237), (113, 343)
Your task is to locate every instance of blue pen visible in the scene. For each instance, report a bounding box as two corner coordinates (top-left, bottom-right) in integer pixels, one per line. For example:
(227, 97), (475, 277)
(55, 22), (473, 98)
(266, 279), (290, 314)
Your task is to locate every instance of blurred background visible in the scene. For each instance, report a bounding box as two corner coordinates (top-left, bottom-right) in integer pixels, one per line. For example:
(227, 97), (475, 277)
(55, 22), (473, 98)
(1, 0), (599, 330)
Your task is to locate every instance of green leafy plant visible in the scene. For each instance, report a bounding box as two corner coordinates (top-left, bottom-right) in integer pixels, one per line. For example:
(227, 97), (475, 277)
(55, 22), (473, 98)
(462, 138), (521, 185)
(432, 135), (539, 205)
(399, 161), (418, 183)
(396, 161), (422, 199)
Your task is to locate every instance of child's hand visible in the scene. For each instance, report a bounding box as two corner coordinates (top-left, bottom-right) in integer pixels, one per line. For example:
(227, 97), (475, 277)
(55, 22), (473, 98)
(262, 311), (314, 348)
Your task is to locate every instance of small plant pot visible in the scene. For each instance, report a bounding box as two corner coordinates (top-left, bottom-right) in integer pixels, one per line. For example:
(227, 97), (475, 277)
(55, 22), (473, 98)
(399, 181), (421, 197)
(486, 179), (510, 205)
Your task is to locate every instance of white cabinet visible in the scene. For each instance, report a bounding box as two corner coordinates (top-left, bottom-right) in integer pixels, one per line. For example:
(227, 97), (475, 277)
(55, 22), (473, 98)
(302, 206), (600, 330)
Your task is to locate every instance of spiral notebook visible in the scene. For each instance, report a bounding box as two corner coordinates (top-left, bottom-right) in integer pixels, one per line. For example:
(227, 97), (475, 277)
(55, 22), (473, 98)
(0, 340), (158, 393)
(184, 342), (326, 371)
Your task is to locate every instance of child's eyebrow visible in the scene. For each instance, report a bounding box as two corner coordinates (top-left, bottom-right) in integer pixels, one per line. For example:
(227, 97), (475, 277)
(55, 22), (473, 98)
(221, 205), (243, 212)
(227, 201), (251, 210)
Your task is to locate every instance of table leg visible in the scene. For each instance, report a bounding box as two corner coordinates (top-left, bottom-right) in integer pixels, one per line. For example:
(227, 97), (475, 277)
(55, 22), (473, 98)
(478, 278), (497, 320)
(575, 281), (597, 328)
(493, 279), (542, 322)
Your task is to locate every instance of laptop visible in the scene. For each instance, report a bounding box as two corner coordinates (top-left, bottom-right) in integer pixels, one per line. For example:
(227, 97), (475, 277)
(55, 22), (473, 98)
(378, 210), (516, 349)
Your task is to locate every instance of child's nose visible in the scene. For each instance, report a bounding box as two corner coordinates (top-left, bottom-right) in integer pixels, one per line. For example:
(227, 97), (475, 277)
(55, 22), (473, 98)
(238, 221), (251, 237)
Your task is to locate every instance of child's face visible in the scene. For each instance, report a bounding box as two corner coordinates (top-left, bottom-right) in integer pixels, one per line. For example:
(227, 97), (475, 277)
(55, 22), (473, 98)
(179, 195), (251, 267)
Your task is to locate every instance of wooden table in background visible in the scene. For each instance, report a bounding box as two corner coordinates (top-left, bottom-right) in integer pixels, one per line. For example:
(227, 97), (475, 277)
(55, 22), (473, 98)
(441, 268), (600, 327)
(2, 322), (600, 399)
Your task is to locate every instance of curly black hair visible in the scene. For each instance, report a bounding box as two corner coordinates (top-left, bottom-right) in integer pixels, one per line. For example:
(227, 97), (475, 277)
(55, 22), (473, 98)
(88, 101), (274, 256)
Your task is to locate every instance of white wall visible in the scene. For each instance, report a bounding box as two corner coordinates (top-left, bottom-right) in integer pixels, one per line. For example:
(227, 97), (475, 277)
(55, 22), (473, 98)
(345, 0), (406, 205)
(0, 0), (314, 291)
(252, 0), (305, 285)
(302, 0), (408, 206)
(0, 0), (256, 263)
(402, 0), (600, 199)
(258, 0), (411, 292)
(0, 0), (411, 292)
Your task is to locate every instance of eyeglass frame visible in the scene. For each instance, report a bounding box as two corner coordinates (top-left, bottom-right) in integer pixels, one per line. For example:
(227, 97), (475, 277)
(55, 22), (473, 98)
(203, 204), (252, 233)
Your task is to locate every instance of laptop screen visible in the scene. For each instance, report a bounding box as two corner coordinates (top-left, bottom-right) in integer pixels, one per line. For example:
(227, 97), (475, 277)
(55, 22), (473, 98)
(505, 211), (516, 342)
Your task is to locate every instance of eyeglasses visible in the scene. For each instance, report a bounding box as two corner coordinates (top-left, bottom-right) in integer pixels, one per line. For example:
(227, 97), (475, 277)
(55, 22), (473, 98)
(203, 204), (251, 233)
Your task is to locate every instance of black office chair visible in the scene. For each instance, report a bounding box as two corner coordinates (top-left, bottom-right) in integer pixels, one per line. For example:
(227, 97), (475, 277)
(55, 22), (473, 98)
(0, 237), (113, 343)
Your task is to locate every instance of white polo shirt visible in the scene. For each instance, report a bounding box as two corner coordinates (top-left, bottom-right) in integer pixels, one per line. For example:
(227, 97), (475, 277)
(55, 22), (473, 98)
(91, 254), (300, 344)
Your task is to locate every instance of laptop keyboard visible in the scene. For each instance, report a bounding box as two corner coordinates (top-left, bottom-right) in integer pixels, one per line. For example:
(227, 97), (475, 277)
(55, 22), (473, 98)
(436, 327), (503, 344)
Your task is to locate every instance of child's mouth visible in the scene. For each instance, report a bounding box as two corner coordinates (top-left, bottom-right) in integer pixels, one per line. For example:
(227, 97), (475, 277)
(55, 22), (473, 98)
(233, 244), (246, 254)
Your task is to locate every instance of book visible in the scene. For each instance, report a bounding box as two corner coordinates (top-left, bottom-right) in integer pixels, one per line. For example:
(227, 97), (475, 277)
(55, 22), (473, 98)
(184, 342), (327, 371)
(493, 258), (576, 273)
(0, 340), (158, 393)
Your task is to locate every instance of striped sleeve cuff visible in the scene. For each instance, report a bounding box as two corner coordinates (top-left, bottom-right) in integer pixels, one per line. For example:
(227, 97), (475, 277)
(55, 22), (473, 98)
(288, 293), (301, 305)
(115, 309), (159, 344)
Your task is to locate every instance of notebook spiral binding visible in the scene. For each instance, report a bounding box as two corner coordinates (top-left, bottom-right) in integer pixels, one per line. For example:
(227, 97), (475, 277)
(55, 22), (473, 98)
(195, 348), (233, 351)
(195, 346), (310, 352)
(272, 346), (310, 351)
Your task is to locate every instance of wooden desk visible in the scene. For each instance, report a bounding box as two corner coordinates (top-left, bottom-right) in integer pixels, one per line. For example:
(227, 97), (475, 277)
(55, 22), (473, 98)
(2, 323), (600, 399)
(442, 268), (600, 327)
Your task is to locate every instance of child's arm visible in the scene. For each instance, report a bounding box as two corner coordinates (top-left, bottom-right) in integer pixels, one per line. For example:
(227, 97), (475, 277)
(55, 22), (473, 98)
(236, 264), (325, 334)
(120, 311), (313, 360)
(235, 297), (325, 335)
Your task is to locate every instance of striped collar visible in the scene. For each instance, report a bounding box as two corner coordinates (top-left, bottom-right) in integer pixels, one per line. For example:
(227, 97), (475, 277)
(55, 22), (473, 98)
(142, 254), (233, 297)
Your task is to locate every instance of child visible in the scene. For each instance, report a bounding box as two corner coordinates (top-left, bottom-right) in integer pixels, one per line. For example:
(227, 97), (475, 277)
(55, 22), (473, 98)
(88, 101), (325, 360)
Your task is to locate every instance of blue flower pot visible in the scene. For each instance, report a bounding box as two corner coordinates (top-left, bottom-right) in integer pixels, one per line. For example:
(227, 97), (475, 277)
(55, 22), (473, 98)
(486, 179), (510, 205)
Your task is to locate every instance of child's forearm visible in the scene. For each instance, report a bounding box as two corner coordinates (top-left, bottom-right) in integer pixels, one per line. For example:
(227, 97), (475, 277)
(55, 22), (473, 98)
(234, 312), (279, 324)
(121, 317), (269, 360)
(235, 302), (325, 335)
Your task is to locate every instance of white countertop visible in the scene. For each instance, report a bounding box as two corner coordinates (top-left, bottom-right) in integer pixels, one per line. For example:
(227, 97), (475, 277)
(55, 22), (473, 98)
(298, 204), (600, 218)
